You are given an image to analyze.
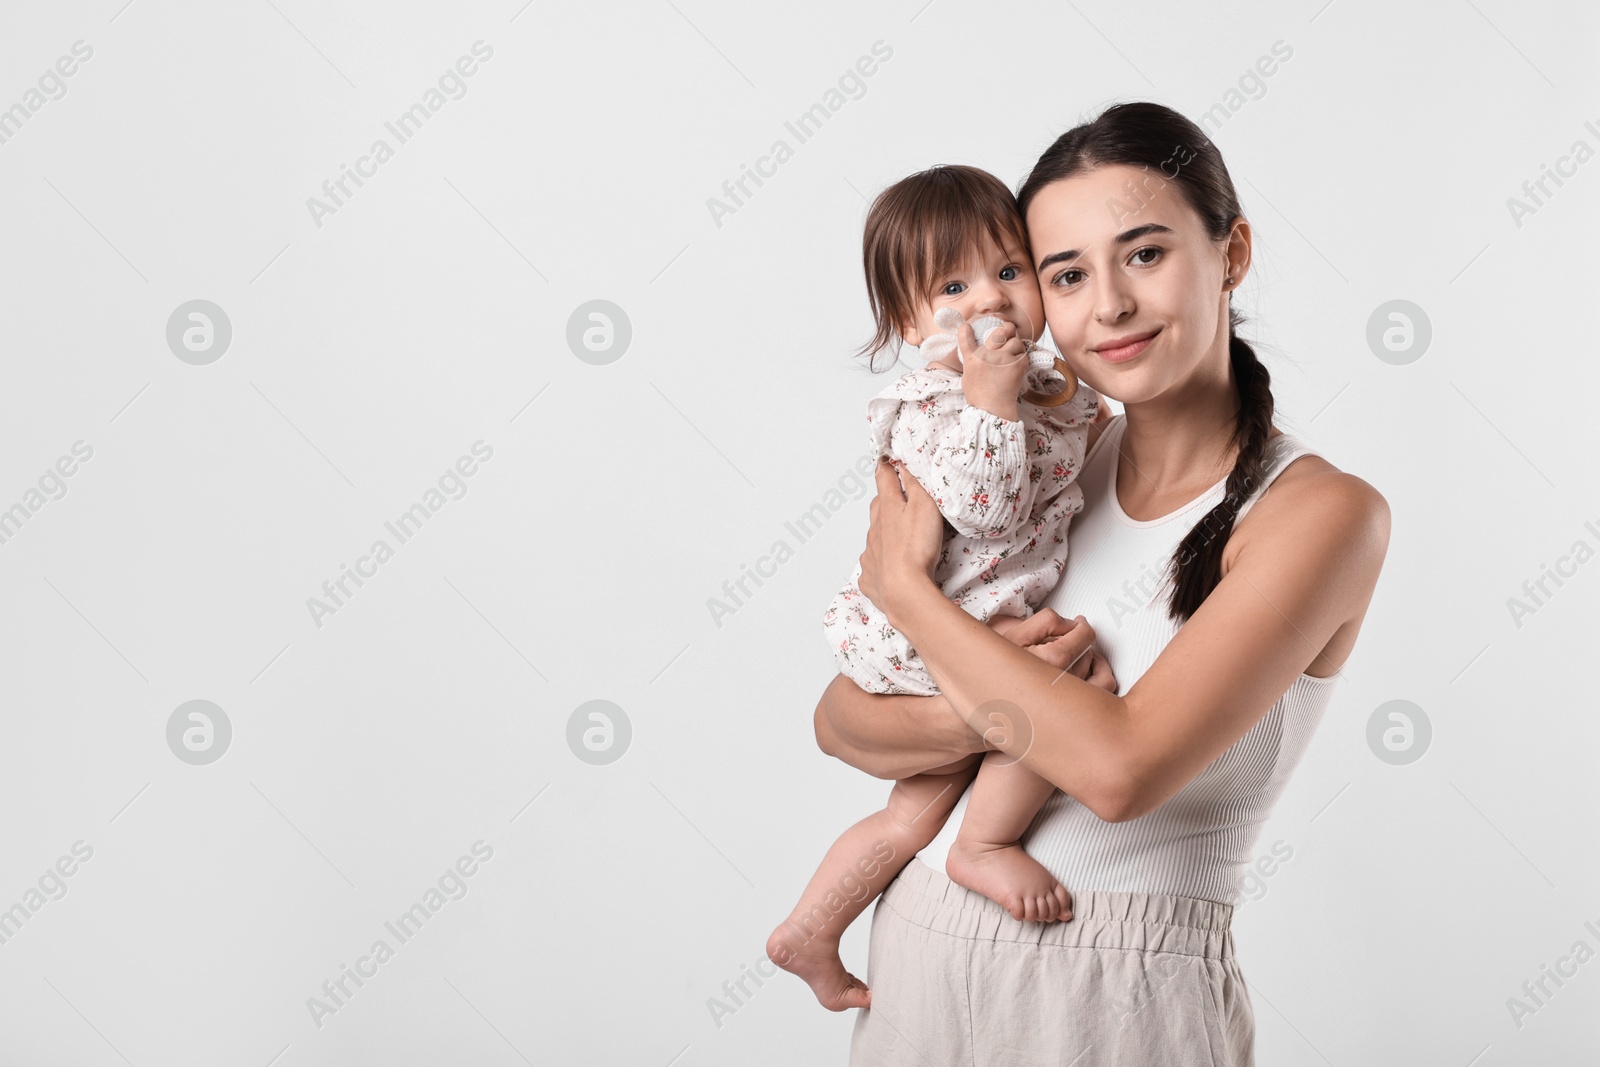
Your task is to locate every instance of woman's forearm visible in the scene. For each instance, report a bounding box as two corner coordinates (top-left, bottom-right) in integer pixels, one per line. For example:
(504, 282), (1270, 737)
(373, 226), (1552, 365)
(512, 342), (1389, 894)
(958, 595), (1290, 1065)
(813, 674), (988, 780)
(886, 583), (1134, 818)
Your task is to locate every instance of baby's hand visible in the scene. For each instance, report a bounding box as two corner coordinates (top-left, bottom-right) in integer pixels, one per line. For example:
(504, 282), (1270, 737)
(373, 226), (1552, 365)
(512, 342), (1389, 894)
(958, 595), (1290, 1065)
(957, 320), (1028, 422)
(992, 609), (1119, 694)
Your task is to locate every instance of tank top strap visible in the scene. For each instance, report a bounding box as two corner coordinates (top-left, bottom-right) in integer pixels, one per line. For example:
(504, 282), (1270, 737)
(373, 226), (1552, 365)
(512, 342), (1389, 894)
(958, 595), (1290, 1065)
(1234, 430), (1323, 524)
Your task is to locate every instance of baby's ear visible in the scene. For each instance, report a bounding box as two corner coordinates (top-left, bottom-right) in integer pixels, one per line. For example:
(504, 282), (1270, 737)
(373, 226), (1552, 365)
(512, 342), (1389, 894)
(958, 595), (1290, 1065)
(900, 318), (923, 347)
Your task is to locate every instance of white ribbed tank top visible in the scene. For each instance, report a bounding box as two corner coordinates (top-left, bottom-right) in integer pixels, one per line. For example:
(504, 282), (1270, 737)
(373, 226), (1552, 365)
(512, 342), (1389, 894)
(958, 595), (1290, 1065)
(915, 414), (1342, 905)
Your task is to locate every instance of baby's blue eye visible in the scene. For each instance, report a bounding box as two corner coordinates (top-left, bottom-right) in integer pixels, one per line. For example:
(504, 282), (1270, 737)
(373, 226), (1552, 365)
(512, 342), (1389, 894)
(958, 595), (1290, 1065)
(1000, 266), (1019, 281)
(942, 281), (967, 296)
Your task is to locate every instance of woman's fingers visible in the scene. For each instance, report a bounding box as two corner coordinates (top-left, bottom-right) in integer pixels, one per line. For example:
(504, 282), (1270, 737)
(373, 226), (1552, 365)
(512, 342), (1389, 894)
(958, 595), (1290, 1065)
(987, 609), (1113, 685)
(1003, 608), (1074, 647)
(985, 613), (1028, 639)
(1066, 649), (1095, 680)
(1003, 610), (1051, 645)
(897, 461), (935, 509)
(874, 455), (904, 501)
(1085, 650), (1120, 694)
(1035, 617), (1098, 675)
(860, 457), (945, 614)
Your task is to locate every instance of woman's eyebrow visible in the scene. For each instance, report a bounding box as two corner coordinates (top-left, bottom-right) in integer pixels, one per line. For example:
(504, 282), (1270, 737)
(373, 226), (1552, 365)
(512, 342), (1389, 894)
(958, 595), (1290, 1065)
(1036, 223), (1177, 272)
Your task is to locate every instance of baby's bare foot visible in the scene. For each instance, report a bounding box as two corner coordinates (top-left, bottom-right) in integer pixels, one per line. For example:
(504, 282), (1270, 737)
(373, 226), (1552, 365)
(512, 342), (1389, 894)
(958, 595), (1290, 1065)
(766, 924), (871, 1012)
(946, 839), (1072, 922)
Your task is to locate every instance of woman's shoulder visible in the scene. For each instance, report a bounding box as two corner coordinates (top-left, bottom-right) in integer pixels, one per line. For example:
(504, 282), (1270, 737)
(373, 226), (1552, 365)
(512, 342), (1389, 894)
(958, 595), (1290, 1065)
(1262, 430), (1386, 515)
(1229, 429), (1390, 564)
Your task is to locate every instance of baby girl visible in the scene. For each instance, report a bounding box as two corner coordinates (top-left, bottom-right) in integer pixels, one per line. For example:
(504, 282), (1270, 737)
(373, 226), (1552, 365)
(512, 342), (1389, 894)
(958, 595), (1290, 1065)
(768, 164), (1105, 1011)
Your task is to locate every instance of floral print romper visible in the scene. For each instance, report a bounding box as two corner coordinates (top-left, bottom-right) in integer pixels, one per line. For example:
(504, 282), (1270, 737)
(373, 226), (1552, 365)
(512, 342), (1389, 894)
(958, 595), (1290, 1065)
(822, 366), (1098, 696)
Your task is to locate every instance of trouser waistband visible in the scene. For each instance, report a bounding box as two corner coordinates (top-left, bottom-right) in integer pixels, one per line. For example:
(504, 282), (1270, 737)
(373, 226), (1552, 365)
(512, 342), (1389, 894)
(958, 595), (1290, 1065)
(885, 857), (1237, 960)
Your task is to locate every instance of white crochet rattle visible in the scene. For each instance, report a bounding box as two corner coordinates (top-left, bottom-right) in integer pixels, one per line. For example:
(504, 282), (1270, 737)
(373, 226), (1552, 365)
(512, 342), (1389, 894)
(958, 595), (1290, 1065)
(918, 308), (1078, 407)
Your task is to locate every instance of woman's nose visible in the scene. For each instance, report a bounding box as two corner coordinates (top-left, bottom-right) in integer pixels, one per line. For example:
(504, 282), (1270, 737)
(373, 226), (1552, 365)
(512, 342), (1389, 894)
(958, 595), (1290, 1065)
(1095, 276), (1134, 323)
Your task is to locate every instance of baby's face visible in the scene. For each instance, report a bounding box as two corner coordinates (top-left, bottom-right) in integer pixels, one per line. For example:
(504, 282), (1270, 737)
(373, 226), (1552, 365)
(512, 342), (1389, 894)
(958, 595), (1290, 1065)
(901, 230), (1046, 348)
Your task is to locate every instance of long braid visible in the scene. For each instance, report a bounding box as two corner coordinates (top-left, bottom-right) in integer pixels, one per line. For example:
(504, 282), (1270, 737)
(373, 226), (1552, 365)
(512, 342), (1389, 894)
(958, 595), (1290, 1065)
(1165, 316), (1275, 622)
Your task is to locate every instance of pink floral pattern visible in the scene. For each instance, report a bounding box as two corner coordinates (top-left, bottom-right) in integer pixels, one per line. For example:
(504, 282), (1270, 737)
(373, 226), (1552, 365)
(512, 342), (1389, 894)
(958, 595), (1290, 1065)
(822, 368), (1098, 695)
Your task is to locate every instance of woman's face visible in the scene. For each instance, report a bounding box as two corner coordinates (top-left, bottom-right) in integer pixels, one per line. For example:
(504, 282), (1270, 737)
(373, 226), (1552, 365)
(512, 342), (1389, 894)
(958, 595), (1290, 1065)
(1024, 163), (1242, 404)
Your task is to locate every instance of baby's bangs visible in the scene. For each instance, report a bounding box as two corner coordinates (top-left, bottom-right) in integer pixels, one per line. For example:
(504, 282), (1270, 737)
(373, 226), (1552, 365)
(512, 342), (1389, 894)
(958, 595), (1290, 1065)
(909, 199), (1031, 300)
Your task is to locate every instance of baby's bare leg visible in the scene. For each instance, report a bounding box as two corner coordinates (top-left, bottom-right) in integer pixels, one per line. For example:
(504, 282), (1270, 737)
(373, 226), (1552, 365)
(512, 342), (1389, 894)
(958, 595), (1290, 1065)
(945, 752), (1073, 923)
(768, 754), (980, 1011)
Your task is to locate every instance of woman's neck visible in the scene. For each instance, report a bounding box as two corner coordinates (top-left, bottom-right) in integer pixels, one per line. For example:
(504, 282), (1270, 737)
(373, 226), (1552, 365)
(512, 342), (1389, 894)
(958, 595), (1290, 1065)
(1116, 358), (1245, 503)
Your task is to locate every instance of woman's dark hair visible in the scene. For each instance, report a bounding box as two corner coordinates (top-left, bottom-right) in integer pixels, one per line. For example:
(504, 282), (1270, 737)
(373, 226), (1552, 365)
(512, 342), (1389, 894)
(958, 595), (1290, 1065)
(1017, 101), (1273, 624)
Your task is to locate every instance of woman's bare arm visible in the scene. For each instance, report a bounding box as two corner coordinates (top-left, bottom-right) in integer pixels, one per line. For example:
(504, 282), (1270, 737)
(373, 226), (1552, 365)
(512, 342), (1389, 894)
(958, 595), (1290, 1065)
(862, 457), (1390, 823)
(814, 613), (1113, 779)
(812, 678), (985, 780)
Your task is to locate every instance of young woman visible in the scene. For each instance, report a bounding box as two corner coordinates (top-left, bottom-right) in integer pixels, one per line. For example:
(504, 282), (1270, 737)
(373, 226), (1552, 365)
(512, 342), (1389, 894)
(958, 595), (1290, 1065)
(814, 102), (1390, 1065)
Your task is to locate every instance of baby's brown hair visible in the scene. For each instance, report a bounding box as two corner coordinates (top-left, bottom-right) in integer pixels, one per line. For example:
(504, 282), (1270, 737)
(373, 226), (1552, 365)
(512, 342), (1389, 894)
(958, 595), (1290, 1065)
(859, 164), (1032, 371)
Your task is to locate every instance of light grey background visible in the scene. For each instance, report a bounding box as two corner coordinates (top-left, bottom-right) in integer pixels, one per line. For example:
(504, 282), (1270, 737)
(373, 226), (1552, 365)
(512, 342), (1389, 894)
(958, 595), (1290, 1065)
(1, 0), (1595, 1063)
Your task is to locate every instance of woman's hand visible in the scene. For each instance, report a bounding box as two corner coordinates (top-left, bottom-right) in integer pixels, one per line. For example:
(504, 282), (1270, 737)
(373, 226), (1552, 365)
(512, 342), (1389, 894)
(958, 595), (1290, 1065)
(989, 610), (1118, 694)
(858, 457), (946, 624)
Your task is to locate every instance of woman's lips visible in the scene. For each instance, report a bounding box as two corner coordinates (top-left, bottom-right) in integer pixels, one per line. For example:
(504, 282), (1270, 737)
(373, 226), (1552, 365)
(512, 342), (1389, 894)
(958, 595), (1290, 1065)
(1094, 330), (1158, 364)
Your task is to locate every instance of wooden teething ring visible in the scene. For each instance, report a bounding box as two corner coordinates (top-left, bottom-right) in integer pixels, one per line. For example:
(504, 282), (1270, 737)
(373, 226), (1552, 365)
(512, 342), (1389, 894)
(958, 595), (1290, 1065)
(1021, 356), (1080, 408)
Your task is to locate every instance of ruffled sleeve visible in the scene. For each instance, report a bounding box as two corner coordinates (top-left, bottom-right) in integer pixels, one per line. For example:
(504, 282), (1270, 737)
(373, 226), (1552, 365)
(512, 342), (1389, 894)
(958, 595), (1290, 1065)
(866, 371), (1033, 540)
